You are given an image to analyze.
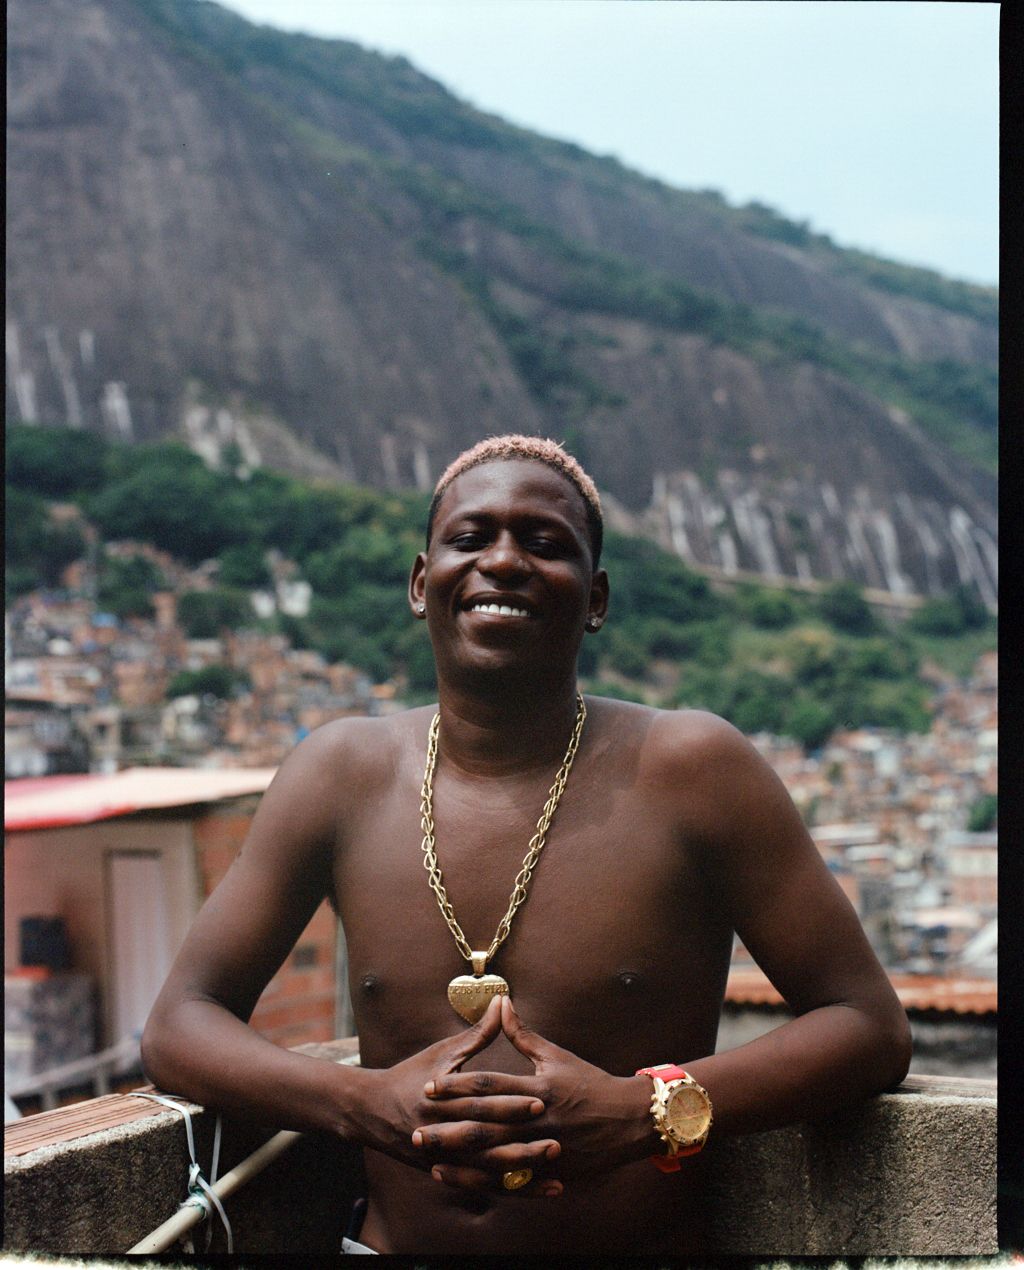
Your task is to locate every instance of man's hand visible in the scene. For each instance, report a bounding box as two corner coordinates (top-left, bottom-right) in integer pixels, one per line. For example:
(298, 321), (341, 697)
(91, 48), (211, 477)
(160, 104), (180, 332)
(416, 996), (653, 1193)
(351, 997), (561, 1190)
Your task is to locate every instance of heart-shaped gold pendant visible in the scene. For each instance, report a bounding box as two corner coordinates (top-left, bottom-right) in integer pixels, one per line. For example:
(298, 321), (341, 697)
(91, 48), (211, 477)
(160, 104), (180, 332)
(447, 972), (509, 1023)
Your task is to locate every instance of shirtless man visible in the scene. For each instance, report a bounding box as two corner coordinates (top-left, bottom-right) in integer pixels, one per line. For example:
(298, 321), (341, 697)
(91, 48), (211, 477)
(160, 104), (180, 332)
(142, 434), (912, 1256)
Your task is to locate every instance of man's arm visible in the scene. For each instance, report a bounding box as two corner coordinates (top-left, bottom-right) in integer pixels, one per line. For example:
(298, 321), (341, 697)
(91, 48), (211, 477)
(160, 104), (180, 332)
(677, 712), (912, 1136)
(142, 724), (357, 1131)
(420, 712), (911, 1180)
(141, 724), (554, 1177)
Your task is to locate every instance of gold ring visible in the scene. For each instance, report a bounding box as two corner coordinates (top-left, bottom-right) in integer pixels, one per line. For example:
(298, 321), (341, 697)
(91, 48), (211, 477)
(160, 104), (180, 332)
(501, 1168), (533, 1191)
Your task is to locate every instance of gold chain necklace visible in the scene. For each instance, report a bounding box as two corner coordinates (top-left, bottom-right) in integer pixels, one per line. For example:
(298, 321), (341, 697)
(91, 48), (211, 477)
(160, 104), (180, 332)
(420, 693), (587, 1022)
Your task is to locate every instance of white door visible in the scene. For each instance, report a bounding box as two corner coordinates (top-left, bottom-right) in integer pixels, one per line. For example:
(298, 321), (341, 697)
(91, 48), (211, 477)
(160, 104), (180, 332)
(106, 851), (174, 1046)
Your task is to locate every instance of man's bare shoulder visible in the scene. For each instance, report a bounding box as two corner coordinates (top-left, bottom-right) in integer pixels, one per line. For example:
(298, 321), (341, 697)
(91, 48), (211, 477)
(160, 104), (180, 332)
(286, 706), (435, 782)
(587, 695), (753, 773)
(254, 707), (437, 845)
(586, 697), (775, 847)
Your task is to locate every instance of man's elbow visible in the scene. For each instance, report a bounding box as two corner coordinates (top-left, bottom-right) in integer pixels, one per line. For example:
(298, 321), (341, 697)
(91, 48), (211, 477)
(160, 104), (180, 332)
(872, 1003), (913, 1092)
(140, 1006), (176, 1091)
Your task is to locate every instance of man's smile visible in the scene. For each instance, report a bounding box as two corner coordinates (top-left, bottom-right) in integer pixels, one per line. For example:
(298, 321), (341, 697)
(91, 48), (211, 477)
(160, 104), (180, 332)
(467, 602), (532, 618)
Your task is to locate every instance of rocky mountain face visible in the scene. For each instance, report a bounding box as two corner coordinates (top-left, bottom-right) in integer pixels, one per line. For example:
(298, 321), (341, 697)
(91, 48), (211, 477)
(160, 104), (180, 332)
(6, 0), (997, 605)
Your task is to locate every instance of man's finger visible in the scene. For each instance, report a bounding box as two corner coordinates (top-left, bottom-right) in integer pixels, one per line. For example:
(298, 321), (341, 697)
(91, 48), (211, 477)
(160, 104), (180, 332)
(430, 1162), (564, 1198)
(425, 1070), (544, 1101)
(412, 1118), (525, 1155)
(438, 995), (504, 1070)
(500, 995), (554, 1063)
(471, 1139), (562, 1170)
(421, 1093), (545, 1122)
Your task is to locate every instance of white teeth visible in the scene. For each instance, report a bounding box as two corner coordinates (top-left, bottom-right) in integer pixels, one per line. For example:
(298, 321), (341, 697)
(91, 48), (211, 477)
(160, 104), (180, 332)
(470, 603), (529, 617)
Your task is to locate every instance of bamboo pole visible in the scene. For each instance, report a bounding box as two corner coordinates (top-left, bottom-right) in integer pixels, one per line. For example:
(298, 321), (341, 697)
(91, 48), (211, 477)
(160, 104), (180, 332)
(128, 1053), (359, 1255)
(128, 1128), (301, 1253)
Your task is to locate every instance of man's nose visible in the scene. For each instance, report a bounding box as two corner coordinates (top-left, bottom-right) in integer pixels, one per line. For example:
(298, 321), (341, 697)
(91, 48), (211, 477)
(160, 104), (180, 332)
(478, 532), (529, 578)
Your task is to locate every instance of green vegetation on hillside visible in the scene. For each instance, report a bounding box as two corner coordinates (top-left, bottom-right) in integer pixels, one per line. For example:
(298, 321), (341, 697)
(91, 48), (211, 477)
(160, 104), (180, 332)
(7, 426), (995, 749)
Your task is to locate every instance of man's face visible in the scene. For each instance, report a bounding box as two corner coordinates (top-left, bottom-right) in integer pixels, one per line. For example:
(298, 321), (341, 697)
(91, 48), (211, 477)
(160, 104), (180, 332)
(410, 459), (608, 682)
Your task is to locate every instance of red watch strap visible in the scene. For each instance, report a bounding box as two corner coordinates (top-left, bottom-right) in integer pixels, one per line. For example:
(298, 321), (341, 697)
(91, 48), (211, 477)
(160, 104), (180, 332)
(635, 1063), (690, 1082)
(637, 1065), (702, 1171)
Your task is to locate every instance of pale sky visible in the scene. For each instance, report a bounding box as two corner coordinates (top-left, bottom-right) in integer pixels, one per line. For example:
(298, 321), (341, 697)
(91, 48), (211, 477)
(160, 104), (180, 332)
(220, 1), (999, 287)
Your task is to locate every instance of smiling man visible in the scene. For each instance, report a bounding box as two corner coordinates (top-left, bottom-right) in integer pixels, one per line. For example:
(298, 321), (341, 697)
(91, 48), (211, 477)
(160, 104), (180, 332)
(143, 434), (911, 1255)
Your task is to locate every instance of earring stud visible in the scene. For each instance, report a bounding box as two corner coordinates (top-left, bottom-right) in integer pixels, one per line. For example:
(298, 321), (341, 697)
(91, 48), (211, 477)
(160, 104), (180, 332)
(417, 603), (426, 615)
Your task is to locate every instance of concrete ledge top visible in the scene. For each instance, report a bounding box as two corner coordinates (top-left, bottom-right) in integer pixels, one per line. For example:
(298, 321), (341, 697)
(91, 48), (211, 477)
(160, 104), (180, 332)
(4, 1036), (361, 1161)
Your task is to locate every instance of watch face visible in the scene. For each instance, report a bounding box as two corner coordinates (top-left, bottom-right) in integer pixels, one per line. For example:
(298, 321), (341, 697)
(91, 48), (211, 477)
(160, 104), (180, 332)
(666, 1084), (711, 1142)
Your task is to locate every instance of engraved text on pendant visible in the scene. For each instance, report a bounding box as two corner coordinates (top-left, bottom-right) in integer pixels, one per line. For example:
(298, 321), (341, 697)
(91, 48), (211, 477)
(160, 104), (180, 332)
(447, 972), (509, 1023)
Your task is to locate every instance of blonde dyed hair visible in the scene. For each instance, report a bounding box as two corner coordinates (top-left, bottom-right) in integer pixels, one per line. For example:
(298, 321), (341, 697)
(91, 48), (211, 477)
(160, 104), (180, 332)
(427, 434), (603, 563)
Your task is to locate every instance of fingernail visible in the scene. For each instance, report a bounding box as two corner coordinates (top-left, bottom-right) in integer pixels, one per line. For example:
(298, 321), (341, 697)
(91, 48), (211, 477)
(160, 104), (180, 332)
(424, 1081), (436, 1097)
(541, 1182), (562, 1197)
(431, 1166), (444, 1182)
(412, 1130), (423, 1147)
(530, 1100), (544, 1116)
(545, 1142), (561, 1160)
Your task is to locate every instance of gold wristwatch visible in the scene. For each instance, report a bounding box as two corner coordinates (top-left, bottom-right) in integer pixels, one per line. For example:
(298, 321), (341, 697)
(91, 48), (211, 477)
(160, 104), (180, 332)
(636, 1064), (713, 1172)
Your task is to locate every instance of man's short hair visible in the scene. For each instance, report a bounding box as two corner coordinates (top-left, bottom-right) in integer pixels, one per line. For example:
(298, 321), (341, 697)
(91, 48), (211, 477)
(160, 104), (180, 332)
(426, 434), (603, 565)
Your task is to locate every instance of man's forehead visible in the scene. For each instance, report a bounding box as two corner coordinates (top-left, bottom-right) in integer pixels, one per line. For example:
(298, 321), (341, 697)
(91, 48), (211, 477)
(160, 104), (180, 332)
(435, 459), (588, 523)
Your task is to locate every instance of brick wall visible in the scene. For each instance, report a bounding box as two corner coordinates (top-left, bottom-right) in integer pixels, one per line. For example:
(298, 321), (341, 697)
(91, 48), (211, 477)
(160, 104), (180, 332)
(191, 803), (339, 1048)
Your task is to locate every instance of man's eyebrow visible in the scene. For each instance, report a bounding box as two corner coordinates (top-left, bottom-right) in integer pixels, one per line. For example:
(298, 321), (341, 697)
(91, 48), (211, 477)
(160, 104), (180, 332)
(444, 509), (580, 535)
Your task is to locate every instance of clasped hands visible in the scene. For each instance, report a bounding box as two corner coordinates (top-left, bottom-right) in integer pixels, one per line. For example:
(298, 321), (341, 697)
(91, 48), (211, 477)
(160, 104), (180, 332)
(365, 994), (650, 1197)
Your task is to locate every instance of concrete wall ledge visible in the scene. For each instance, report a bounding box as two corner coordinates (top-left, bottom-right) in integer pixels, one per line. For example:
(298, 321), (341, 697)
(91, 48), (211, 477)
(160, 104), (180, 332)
(3, 1043), (996, 1257)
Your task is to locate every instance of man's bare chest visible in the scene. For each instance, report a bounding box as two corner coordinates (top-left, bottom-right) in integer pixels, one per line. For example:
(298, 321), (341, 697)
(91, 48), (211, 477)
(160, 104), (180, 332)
(332, 763), (732, 1068)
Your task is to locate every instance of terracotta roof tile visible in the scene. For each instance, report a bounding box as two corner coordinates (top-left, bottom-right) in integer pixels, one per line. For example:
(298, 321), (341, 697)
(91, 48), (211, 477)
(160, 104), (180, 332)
(726, 968), (996, 1016)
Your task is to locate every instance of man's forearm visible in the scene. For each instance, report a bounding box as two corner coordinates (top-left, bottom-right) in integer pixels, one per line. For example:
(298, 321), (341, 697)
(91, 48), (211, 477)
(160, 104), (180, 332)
(141, 997), (365, 1138)
(677, 1000), (911, 1140)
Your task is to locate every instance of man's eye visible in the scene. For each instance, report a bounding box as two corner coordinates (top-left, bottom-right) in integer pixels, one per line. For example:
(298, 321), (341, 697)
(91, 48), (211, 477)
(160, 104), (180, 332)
(451, 534), (484, 549)
(528, 539), (563, 557)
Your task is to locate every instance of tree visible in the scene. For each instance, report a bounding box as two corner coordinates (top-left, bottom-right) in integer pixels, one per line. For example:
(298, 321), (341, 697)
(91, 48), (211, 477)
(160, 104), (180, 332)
(727, 669), (789, 735)
(218, 543), (273, 589)
(5, 486), (86, 593)
(817, 581), (875, 635)
(98, 553), (167, 619)
(910, 585), (990, 636)
(7, 425), (109, 498)
(178, 589), (250, 637)
(736, 584), (798, 629)
(167, 664), (249, 700)
(784, 698), (837, 751)
(967, 794), (997, 833)
(848, 637), (918, 680)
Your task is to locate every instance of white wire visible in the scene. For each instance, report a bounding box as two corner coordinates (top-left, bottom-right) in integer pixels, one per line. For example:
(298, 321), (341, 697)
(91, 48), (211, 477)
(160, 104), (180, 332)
(131, 1093), (233, 1254)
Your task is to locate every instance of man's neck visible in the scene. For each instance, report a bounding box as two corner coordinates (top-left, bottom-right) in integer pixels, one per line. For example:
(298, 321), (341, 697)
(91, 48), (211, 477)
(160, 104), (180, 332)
(433, 678), (583, 779)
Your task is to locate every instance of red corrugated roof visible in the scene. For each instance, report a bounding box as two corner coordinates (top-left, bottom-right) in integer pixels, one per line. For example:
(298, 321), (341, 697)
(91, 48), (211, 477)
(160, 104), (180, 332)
(726, 967), (996, 1016)
(4, 767), (277, 831)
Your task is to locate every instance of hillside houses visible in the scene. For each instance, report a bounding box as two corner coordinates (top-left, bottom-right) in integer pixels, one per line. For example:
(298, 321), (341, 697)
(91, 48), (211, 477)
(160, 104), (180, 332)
(6, 565), (997, 982)
(5, 553), (385, 774)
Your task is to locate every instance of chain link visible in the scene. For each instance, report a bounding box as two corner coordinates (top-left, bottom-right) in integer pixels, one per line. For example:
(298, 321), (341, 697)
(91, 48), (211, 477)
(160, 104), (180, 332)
(420, 694), (587, 964)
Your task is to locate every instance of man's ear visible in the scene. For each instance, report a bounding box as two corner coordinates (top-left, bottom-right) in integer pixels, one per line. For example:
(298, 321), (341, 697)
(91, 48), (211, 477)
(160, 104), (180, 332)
(409, 552), (428, 617)
(587, 568), (610, 626)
